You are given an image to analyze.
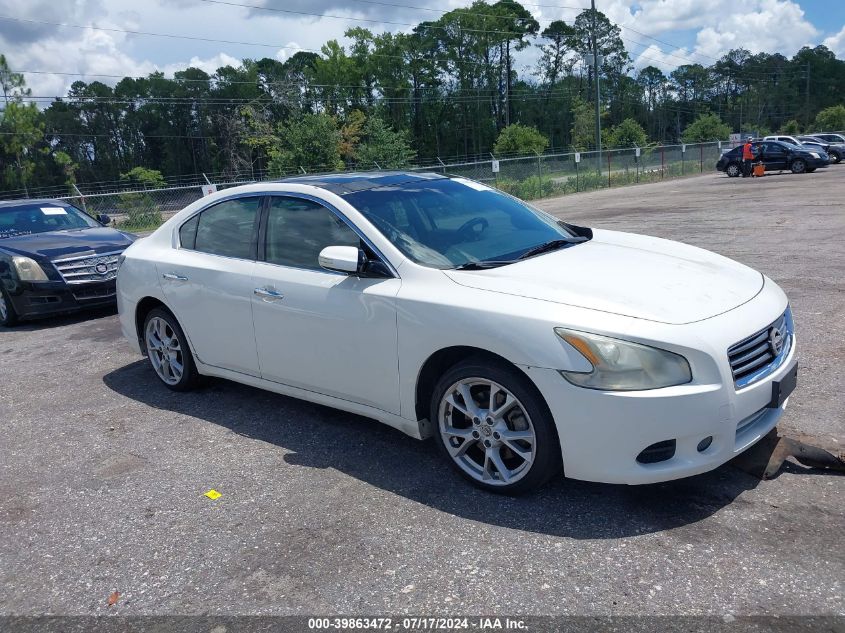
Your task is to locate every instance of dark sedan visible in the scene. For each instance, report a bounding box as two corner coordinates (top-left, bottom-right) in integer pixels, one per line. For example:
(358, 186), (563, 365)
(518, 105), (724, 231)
(716, 140), (829, 177)
(797, 135), (843, 163)
(0, 200), (136, 326)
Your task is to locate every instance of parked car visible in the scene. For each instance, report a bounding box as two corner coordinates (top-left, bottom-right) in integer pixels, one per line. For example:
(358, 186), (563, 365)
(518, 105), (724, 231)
(117, 173), (797, 493)
(764, 134), (833, 160)
(717, 140), (828, 176)
(0, 199), (136, 326)
(796, 135), (843, 163)
(809, 132), (845, 145)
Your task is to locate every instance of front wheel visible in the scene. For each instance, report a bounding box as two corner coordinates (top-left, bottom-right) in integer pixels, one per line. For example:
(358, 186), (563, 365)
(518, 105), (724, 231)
(143, 307), (200, 391)
(0, 286), (19, 327)
(790, 159), (807, 174)
(725, 163), (741, 178)
(431, 358), (561, 494)
(829, 151), (841, 164)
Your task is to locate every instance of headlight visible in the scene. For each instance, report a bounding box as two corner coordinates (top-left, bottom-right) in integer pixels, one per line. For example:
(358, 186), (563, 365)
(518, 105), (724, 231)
(555, 328), (692, 391)
(12, 256), (49, 281)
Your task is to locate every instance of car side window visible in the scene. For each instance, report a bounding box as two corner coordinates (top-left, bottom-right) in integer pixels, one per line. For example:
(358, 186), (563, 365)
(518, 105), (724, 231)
(191, 197), (262, 259)
(179, 215), (199, 249)
(264, 196), (360, 271)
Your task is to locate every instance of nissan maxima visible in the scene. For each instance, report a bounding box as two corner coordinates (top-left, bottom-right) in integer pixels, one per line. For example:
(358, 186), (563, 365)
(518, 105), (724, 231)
(116, 173), (797, 493)
(0, 199), (136, 327)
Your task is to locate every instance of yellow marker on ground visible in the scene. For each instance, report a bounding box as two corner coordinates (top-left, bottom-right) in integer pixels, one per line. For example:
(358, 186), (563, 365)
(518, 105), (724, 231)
(204, 489), (222, 500)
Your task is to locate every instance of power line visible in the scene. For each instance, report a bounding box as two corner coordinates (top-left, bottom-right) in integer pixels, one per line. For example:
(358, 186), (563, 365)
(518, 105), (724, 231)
(0, 14), (493, 69)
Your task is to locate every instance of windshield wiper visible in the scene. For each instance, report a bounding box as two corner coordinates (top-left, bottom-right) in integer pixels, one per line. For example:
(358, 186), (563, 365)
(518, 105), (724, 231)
(518, 237), (587, 260)
(452, 260), (514, 270)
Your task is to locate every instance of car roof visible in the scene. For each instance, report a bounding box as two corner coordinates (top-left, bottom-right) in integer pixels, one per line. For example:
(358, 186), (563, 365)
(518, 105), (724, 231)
(0, 199), (71, 209)
(276, 171), (446, 195)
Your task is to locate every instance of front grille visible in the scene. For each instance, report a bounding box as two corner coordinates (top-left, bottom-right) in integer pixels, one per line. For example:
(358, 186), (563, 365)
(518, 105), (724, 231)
(728, 310), (792, 388)
(52, 251), (122, 285)
(72, 282), (116, 301)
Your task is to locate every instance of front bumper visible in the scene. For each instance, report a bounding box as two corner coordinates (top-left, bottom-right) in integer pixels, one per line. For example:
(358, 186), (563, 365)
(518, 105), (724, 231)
(5, 279), (117, 319)
(523, 297), (797, 485)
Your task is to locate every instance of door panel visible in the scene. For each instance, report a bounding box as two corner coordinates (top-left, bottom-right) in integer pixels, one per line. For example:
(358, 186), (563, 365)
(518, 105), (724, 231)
(158, 196), (262, 376)
(762, 143), (787, 170)
(158, 253), (259, 375)
(252, 264), (401, 412)
(251, 195), (402, 413)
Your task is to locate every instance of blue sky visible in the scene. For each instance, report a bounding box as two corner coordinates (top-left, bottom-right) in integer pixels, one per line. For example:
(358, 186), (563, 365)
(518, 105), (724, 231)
(0, 0), (842, 96)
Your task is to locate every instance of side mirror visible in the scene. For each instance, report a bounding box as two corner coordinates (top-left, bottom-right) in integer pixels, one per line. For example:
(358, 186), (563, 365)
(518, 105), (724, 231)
(97, 214), (111, 225)
(318, 246), (363, 274)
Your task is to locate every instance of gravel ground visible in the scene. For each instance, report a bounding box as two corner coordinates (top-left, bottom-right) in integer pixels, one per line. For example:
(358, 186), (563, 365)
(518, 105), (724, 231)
(0, 170), (842, 618)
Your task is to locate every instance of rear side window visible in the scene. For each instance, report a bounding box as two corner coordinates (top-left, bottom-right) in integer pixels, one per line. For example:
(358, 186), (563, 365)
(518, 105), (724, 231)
(191, 197), (262, 259)
(264, 196), (360, 270)
(179, 215), (199, 249)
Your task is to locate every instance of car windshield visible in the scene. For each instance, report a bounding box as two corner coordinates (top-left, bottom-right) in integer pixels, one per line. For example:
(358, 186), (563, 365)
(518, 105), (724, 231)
(0, 203), (99, 239)
(344, 177), (583, 269)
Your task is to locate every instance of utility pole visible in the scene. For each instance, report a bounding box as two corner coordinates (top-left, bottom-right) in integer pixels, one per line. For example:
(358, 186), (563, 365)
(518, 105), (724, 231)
(591, 0), (602, 173)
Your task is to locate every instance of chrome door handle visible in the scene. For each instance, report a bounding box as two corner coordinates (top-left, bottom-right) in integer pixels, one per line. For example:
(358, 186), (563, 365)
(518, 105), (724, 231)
(162, 273), (188, 281)
(254, 287), (284, 302)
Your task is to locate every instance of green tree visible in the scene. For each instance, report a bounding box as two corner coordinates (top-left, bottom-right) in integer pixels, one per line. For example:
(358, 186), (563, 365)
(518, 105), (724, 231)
(608, 118), (647, 148)
(356, 117), (416, 168)
(570, 97), (605, 150)
(269, 113), (343, 174)
(537, 20), (576, 87)
(0, 54), (29, 104)
(0, 101), (44, 194)
(493, 123), (549, 155)
(681, 113), (731, 143)
(781, 119), (802, 135)
(814, 105), (845, 131)
(120, 167), (167, 188)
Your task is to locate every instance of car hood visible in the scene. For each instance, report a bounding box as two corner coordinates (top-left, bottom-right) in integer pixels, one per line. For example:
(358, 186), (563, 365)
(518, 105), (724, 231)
(443, 229), (764, 325)
(0, 227), (135, 260)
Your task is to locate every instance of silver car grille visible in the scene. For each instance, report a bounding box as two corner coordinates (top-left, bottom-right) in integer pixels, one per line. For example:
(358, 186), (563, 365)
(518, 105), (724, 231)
(727, 311), (791, 387)
(52, 251), (122, 284)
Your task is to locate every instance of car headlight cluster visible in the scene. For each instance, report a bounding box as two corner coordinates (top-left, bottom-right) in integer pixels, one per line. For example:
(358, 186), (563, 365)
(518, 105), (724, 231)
(12, 256), (49, 282)
(555, 328), (692, 391)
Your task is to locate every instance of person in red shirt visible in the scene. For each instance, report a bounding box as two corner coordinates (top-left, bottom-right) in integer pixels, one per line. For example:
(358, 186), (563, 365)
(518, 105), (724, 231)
(742, 137), (755, 177)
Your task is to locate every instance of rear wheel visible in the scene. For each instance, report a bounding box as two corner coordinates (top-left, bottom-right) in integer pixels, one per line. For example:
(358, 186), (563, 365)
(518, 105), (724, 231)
(725, 163), (741, 178)
(432, 358), (561, 494)
(790, 159), (807, 174)
(143, 307), (200, 391)
(829, 151), (841, 164)
(0, 286), (19, 327)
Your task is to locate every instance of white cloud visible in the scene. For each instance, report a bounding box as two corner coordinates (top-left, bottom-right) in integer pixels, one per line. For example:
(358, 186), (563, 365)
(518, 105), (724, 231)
(0, 0), (835, 98)
(823, 24), (845, 58)
(161, 53), (241, 76)
(589, 0), (819, 68)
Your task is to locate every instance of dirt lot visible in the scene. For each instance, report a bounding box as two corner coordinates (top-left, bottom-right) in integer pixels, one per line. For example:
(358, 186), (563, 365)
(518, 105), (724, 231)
(0, 170), (843, 618)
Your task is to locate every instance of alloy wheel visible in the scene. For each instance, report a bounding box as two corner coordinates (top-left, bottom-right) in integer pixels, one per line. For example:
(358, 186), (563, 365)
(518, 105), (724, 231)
(726, 164), (740, 177)
(145, 316), (184, 385)
(438, 378), (536, 486)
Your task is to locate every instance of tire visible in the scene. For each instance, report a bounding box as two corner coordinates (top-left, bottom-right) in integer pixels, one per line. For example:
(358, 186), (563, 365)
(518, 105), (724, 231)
(829, 151), (841, 164)
(790, 159), (806, 174)
(725, 163), (741, 178)
(142, 307), (200, 392)
(0, 286), (19, 327)
(431, 357), (562, 495)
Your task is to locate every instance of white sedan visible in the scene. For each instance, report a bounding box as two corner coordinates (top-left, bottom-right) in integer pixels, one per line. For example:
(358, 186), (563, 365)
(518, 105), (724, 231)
(116, 172), (797, 494)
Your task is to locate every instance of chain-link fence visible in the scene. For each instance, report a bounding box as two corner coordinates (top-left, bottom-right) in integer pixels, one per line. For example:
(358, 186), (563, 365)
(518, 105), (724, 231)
(40, 141), (728, 231)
